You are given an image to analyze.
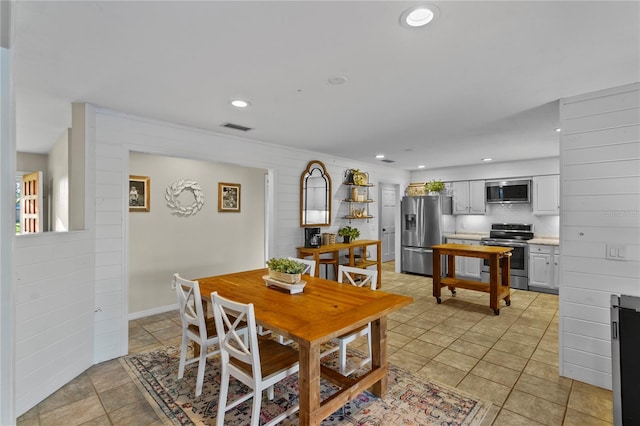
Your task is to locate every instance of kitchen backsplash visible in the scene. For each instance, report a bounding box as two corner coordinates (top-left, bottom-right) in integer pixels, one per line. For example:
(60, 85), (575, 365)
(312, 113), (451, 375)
(455, 203), (559, 237)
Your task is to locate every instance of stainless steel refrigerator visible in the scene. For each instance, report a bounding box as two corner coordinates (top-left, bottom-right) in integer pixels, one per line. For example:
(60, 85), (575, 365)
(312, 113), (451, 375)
(401, 195), (451, 276)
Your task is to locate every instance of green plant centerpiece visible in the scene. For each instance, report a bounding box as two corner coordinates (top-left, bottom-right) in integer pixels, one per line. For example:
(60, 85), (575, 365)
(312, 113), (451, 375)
(425, 179), (445, 194)
(338, 225), (360, 243)
(266, 257), (306, 283)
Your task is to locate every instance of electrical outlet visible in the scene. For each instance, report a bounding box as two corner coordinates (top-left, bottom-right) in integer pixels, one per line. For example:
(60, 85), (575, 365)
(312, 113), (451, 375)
(606, 244), (627, 261)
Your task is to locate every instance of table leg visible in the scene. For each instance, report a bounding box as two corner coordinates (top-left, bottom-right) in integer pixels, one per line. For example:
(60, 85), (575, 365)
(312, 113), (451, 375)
(375, 241), (382, 287)
(370, 316), (388, 396)
(501, 254), (511, 306)
(433, 250), (442, 303)
(298, 340), (321, 426)
(314, 253), (321, 278)
(489, 253), (499, 315)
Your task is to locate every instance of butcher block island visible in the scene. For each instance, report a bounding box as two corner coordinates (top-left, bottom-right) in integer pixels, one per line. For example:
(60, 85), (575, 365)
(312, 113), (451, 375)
(432, 243), (513, 315)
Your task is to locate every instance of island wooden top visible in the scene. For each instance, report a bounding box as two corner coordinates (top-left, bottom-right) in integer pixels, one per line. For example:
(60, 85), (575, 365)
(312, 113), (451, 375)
(433, 243), (512, 258)
(196, 268), (412, 344)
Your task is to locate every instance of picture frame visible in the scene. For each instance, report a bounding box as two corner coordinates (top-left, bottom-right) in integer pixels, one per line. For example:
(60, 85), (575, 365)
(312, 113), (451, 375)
(129, 175), (150, 212)
(218, 182), (241, 212)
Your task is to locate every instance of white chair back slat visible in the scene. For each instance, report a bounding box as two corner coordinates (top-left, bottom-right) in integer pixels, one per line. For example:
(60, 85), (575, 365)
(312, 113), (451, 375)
(287, 257), (316, 277)
(337, 265), (377, 290)
(212, 292), (262, 380)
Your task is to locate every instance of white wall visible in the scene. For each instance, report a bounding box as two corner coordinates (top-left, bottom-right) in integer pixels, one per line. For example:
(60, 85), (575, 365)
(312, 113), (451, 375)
(411, 157), (561, 237)
(1, 43), (16, 425)
(14, 231), (95, 416)
(93, 108), (410, 366)
(128, 152), (266, 315)
(559, 83), (640, 389)
(16, 152), (47, 175)
(48, 129), (69, 231)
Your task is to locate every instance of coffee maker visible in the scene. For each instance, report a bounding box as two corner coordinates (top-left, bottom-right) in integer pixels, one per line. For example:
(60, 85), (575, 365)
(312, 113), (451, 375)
(304, 227), (321, 248)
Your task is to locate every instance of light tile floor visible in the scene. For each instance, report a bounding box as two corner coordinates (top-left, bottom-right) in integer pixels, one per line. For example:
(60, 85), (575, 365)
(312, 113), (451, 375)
(17, 262), (614, 425)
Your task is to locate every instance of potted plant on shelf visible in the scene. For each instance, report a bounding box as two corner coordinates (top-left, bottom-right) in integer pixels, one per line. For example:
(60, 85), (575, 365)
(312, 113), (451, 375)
(338, 225), (360, 243)
(425, 179), (445, 194)
(266, 258), (306, 283)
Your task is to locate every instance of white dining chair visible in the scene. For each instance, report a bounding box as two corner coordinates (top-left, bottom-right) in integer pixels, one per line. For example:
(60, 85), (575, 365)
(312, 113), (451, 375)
(287, 257), (316, 276)
(174, 273), (227, 397)
(211, 291), (300, 426)
(322, 265), (378, 376)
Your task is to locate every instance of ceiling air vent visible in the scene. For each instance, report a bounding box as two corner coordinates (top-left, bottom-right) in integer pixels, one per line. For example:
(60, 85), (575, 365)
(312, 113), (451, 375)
(221, 122), (252, 132)
(381, 159), (395, 163)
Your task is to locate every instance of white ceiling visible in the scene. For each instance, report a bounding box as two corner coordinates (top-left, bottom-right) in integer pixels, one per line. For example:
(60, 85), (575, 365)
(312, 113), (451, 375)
(12, 1), (640, 170)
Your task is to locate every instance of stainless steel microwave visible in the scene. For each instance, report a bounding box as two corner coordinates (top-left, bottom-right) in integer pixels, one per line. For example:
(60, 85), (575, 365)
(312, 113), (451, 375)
(485, 179), (531, 204)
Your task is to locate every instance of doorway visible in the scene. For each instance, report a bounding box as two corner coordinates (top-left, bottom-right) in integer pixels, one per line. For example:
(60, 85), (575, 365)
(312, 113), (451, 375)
(379, 183), (399, 263)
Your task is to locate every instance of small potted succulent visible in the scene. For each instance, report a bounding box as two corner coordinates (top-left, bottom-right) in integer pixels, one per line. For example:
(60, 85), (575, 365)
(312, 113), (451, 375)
(266, 257), (306, 283)
(338, 225), (360, 243)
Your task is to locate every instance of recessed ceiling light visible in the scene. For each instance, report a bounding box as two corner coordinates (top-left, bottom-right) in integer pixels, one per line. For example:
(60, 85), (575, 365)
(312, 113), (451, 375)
(418, 165), (426, 169)
(231, 99), (250, 108)
(328, 76), (348, 85)
(481, 158), (493, 162)
(400, 5), (439, 28)
(555, 128), (562, 132)
(375, 154), (385, 159)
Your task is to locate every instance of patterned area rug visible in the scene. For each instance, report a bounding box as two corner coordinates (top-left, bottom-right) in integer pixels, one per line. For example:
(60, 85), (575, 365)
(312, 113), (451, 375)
(121, 346), (489, 425)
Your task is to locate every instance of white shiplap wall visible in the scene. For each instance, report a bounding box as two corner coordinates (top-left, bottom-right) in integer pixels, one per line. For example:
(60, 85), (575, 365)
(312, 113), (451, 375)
(93, 108), (410, 363)
(559, 83), (640, 389)
(14, 231), (95, 415)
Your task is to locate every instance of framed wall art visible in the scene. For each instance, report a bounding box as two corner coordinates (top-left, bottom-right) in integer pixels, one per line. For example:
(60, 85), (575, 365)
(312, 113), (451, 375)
(218, 182), (241, 212)
(129, 175), (150, 212)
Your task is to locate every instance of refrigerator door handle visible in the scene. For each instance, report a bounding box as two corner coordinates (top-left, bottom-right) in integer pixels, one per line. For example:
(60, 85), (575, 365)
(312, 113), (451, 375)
(404, 247), (433, 253)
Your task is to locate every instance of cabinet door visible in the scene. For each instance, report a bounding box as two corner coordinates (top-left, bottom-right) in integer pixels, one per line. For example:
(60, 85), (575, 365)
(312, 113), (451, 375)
(553, 250), (560, 290)
(447, 238), (465, 276)
(468, 181), (486, 214)
(452, 182), (470, 214)
(529, 253), (553, 288)
(533, 175), (559, 215)
(464, 240), (482, 279)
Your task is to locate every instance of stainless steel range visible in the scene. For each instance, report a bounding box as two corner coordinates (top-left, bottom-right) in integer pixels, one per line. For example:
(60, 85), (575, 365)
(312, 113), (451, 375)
(480, 223), (534, 290)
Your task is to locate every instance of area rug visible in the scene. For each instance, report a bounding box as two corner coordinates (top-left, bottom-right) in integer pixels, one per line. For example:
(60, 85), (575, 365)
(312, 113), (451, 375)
(121, 345), (489, 425)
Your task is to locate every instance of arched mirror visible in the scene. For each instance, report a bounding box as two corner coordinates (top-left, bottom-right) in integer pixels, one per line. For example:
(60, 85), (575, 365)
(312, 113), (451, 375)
(300, 160), (332, 227)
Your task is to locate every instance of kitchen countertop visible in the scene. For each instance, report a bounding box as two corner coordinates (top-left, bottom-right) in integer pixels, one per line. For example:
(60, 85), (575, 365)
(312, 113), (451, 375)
(528, 237), (560, 246)
(445, 233), (559, 245)
(444, 233), (488, 241)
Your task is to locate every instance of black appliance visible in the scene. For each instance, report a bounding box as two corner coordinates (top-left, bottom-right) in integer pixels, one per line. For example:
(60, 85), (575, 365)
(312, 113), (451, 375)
(304, 227), (321, 248)
(480, 223), (534, 290)
(611, 294), (640, 425)
(485, 179), (531, 204)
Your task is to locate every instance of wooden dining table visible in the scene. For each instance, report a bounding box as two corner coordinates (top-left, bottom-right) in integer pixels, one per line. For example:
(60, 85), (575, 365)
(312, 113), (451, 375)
(196, 268), (413, 425)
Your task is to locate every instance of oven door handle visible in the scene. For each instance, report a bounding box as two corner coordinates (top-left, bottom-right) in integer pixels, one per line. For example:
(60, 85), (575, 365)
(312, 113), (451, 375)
(481, 241), (528, 248)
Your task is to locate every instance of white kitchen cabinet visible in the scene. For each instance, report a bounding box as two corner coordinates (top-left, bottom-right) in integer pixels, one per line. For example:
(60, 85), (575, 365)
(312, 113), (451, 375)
(529, 244), (560, 292)
(533, 175), (559, 215)
(452, 180), (485, 215)
(447, 238), (482, 280)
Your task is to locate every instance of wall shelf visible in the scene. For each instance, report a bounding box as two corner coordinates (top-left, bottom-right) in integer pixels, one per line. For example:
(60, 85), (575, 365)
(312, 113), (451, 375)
(342, 179), (374, 223)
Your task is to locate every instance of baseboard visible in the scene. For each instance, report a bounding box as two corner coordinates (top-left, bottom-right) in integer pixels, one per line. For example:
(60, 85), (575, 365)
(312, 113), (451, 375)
(128, 303), (178, 320)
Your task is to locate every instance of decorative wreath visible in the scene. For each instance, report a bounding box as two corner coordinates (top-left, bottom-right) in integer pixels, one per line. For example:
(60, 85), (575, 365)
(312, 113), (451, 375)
(164, 179), (205, 216)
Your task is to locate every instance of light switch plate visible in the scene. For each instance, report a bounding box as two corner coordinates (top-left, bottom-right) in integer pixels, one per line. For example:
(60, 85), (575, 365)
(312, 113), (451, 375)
(606, 244), (627, 261)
